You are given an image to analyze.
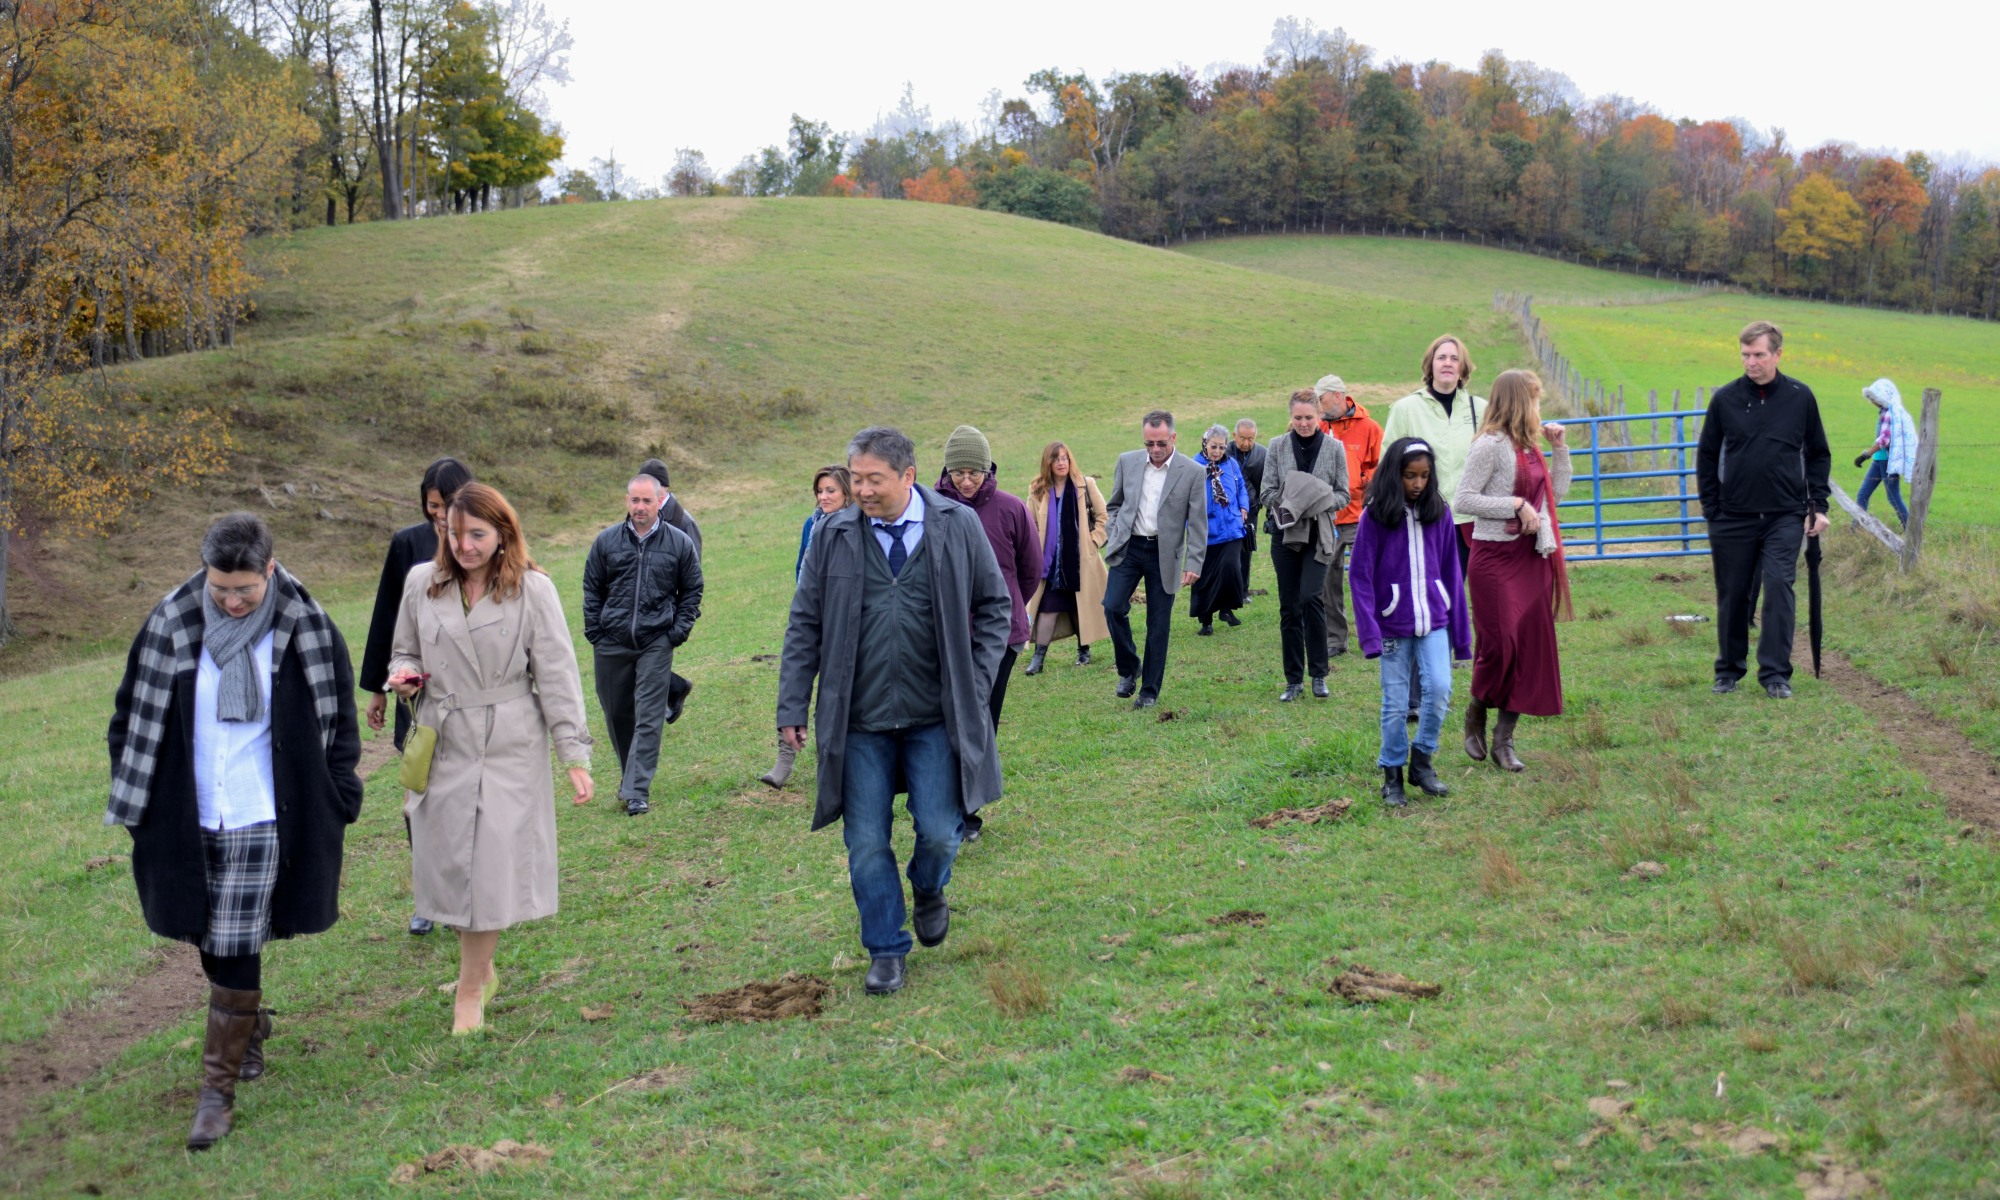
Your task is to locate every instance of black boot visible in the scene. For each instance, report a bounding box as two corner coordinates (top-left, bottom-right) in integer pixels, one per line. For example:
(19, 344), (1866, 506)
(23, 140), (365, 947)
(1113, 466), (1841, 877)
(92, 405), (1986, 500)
(1380, 766), (1409, 808)
(1491, 711), (1525, 773)
(1408, 748), (1449, 797)
(1023, 645), (1048, 676)
(1076, 644), (1091, 666)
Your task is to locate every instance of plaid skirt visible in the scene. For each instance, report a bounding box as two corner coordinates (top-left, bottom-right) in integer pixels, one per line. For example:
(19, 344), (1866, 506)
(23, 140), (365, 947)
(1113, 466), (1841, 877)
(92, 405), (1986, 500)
(200, 821), (279, 957)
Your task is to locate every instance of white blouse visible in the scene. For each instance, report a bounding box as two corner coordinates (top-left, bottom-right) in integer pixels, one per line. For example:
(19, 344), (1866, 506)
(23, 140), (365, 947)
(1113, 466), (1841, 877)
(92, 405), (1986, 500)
(193, 631), (277, 831)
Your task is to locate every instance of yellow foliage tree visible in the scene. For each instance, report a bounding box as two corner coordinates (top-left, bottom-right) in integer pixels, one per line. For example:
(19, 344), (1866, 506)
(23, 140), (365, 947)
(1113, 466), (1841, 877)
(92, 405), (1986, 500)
(1775, 173), (1864, 284)
(0, 0), (313, 641)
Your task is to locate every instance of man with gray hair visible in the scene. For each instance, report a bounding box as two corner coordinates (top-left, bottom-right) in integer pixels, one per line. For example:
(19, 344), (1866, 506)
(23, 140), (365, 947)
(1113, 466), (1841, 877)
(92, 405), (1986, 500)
(1101, 409), (1209, 709)
(582, 471), (705, 816)
(777, 426), (1012, 996)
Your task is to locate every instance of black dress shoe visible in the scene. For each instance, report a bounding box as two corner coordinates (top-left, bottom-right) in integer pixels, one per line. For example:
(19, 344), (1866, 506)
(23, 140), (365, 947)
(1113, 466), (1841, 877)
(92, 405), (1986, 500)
(865, 955), (907, 995)
(1077, 646), (1092, 665)
(1713, 677), (1739, 695)
(1279, 684), (1304, 702)
(1133, 695), (1158, 710)
(408, 915), (434, 936)
(1115, 675), (1138, 699)
(1220, 611), (1241, 627)
(1312, 676), (1329, 698)
(625, 797), (650, 816)
(962, 827), (982, 844)
(1197, 623), (1214, 636)
(665, 673), (693, 724)
(1765, 682), (1792, 699)
(913, 890), (950, 947)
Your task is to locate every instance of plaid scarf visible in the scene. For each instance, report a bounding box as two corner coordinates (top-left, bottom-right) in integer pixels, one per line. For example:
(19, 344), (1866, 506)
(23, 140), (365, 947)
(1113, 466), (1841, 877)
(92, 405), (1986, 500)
(105, 564), (344, 827)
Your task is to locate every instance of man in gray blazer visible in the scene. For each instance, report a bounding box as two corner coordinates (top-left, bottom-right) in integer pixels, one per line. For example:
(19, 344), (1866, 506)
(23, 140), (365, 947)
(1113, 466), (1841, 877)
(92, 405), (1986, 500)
(776, 427), (1013, 996)
(1102, 410), (1209, 709)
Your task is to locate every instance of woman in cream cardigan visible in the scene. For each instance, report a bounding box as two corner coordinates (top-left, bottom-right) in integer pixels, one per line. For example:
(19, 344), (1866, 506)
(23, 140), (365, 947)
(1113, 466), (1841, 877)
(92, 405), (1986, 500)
(1452, 369), (1572, 772)
(1023, 440), (1110, 674)
(387, 483), (594, 1034)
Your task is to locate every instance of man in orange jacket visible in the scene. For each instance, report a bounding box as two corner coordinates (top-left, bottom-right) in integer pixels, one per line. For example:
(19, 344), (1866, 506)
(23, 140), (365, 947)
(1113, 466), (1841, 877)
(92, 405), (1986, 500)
(1315, 375), (1383, 658)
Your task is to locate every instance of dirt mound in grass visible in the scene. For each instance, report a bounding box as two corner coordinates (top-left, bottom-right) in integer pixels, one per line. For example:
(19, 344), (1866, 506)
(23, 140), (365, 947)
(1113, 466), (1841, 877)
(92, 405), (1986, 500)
(1249, 798), (1353, 828)
(1208, 910), (1268, 927)
(682, 974), (830, 1023)
(1328, 963), (1443, 1003)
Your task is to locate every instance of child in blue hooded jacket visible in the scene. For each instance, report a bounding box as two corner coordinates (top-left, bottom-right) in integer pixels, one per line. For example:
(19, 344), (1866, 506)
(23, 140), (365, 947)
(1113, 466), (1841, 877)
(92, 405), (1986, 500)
(1350, 437), (1474, 808)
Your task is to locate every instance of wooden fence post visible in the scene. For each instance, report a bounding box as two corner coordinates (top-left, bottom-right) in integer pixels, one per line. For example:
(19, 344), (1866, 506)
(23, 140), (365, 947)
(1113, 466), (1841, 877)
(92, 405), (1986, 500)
(1899, 388), (1942, 573)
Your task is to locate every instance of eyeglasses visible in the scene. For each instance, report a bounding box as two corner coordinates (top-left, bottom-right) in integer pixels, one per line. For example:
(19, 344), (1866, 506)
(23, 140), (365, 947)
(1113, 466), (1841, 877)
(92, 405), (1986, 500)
(208, 584), (265, 601)
(948, 469), (988, 482)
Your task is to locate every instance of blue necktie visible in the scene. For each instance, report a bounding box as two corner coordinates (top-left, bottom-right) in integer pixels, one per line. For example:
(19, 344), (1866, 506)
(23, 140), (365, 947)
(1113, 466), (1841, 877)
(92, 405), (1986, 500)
(878, 521), (910, 577)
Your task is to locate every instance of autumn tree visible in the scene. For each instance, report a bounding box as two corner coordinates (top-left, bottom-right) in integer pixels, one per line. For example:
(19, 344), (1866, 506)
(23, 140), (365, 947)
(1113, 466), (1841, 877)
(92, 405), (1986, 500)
(1856, 156), (1927, 299)
(1776, 173), (1865, 287)
(1, 0), (308, 641)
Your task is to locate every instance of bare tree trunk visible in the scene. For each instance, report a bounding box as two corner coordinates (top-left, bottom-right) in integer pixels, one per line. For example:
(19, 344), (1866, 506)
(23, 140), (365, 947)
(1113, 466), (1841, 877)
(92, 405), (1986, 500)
(369, 0), (403, 219)
(0, 385), (15, 645)
(122, 268), (141, 361)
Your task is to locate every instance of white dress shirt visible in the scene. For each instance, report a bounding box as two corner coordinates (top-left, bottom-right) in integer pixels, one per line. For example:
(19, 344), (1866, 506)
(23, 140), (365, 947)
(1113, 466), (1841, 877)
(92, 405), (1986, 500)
(870, 487), (927, 559)
(193, 631), (277, 831)
(1135, 457), (1173, 537)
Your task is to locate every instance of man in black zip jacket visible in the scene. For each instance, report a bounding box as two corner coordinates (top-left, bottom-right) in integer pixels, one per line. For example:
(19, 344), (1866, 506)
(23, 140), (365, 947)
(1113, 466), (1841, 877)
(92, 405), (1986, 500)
(583, 473), (704, 815)
(1696, 321), (1832, 700)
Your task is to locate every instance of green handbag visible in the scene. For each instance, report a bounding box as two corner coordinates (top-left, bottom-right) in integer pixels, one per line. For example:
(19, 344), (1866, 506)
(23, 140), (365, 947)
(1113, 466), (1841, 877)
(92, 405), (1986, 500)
(397, 689), (441, 793)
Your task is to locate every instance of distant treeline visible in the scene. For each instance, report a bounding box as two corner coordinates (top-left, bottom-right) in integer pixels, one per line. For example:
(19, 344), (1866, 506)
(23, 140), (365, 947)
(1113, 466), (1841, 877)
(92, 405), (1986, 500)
(630, 18), (1999, 320)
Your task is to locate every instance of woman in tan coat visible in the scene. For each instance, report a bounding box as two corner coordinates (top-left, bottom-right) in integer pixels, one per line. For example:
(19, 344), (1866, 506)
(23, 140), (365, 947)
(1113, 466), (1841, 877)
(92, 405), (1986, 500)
(1023, 441), (1110, 674)
(387, 484), (593, 1034)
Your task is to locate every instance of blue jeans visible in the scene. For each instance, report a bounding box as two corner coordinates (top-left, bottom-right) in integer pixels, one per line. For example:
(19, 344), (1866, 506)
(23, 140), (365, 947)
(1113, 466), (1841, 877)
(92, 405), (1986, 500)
(1855, 459), (1907, 525)
(1378, 631), (1451, 767)
(840, 722), (963, 958)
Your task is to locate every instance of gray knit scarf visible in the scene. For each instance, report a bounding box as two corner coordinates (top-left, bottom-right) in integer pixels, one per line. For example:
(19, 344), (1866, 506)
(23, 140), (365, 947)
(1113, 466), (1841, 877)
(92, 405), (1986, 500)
(202, 575), (281, 722)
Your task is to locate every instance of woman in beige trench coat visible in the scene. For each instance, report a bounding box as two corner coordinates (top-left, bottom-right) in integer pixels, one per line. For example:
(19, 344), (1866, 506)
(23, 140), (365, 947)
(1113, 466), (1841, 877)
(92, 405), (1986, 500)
(387, 484), (593, 1034)
(1022, 441), (1110, 675)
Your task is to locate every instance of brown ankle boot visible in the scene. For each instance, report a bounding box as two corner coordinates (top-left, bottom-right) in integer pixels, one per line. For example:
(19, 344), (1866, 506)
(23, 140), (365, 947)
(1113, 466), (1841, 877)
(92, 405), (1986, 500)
(1490, 711), (1525, 773)
(188, 986), (261, 1150)
(239, 1007), (274, 1081)
(1463, 698), (1489, 761)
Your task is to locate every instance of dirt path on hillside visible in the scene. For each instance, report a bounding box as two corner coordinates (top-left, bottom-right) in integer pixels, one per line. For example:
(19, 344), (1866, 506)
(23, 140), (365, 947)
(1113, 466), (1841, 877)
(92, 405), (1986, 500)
(1806, 635), (2000, 835)
(0, 943), (206, 1153)
(0, 744), (400, 1154)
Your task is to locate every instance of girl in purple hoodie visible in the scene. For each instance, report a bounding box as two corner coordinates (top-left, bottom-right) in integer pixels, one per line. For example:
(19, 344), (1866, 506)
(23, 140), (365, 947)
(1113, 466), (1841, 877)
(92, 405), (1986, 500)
(1349, 438), (1473, 808)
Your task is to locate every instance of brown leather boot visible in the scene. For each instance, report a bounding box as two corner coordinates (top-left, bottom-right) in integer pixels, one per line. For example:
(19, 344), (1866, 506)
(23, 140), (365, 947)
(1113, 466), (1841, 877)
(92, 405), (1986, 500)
(188, 986), (261, 1150)
(238, 1007), (274, 1081)
(1463, 698), (1489, 761)
(1490, 710), (1526, 773)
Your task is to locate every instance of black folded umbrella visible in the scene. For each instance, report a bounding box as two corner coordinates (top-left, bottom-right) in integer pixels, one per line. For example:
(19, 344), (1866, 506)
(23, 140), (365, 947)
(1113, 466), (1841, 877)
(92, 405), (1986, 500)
(1805, 525), (1823, 678)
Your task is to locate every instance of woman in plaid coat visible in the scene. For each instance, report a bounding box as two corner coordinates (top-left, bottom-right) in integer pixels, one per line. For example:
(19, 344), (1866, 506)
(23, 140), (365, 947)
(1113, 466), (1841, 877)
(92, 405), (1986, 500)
(106, 513), (363, 1150)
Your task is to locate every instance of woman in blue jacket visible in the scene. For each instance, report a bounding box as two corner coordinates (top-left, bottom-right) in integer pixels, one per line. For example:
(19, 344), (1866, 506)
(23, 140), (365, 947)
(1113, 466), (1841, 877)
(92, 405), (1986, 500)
(1188, 425), (1250, 637)
(1350, 437), (1472, 808)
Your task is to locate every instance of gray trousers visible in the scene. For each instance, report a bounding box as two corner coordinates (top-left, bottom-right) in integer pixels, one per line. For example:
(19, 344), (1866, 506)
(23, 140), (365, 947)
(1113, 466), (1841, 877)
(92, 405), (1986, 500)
(595, 638), (675, 802)
(1321, 522), (1359, 655)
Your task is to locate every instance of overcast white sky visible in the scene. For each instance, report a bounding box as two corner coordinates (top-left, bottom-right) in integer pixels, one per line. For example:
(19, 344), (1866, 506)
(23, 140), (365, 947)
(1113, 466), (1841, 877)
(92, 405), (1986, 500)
(542, 1), (1999, 189)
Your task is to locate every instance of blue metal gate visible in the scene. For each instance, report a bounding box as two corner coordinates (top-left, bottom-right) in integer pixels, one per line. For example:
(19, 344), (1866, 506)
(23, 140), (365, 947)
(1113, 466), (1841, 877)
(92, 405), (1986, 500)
(1547, 409), (1709, 562)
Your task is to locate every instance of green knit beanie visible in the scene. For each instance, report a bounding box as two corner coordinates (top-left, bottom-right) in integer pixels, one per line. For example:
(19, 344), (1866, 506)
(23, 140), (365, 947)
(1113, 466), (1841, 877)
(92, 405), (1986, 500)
(943, 425), (991, 473)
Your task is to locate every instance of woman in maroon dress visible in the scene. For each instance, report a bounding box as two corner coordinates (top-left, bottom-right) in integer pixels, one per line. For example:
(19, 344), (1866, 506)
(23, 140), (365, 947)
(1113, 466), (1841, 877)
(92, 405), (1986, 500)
(1452, 369), (1572, 772)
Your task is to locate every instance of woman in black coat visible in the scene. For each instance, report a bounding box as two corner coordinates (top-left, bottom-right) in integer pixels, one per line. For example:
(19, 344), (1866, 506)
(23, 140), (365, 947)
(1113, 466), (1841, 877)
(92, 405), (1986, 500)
(358, 456), (471, 934)
(107, 513), (362, 1150)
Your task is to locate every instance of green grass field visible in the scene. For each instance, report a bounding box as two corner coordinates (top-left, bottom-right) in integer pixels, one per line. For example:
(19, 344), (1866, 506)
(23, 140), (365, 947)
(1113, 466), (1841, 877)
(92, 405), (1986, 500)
(4, 208), (1997, 1196)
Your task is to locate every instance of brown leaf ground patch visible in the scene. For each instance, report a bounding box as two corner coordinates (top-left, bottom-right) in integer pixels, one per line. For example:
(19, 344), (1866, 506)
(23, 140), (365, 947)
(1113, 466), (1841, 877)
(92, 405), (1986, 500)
(1328, 963), (1443, 1004)
(1807, 640), (2000, 835)
(1249, 798), (1353, 828)
(1207, 910), (1268, 927)
(681, 973), (829, 1023)
(1119, 1066), (1174, 1084)
(391, 1139), (553, 1182)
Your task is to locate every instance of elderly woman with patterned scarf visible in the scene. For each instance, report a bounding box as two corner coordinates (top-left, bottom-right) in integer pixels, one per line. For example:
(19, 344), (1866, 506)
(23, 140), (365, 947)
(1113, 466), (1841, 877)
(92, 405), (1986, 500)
(106, 513), (363, 1150)
(1188, 425), (1250, 636)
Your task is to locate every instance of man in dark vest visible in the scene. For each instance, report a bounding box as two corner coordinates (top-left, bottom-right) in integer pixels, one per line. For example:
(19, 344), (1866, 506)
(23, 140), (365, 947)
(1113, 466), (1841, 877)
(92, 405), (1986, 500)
(582, 472), (705, 815)
(1696, 320), (1832, 699)
(776, 426), (1012, 995)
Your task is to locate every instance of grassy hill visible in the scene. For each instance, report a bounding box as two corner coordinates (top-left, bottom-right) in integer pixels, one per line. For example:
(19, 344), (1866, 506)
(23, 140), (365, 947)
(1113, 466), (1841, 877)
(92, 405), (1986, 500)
(5, 206), (1998, 1196)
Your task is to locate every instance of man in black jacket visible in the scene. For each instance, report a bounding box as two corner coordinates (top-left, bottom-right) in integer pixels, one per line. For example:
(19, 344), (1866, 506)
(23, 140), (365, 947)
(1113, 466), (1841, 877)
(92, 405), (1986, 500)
(583, 474), (705, 815)
(1696, 321), (1832, 700)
